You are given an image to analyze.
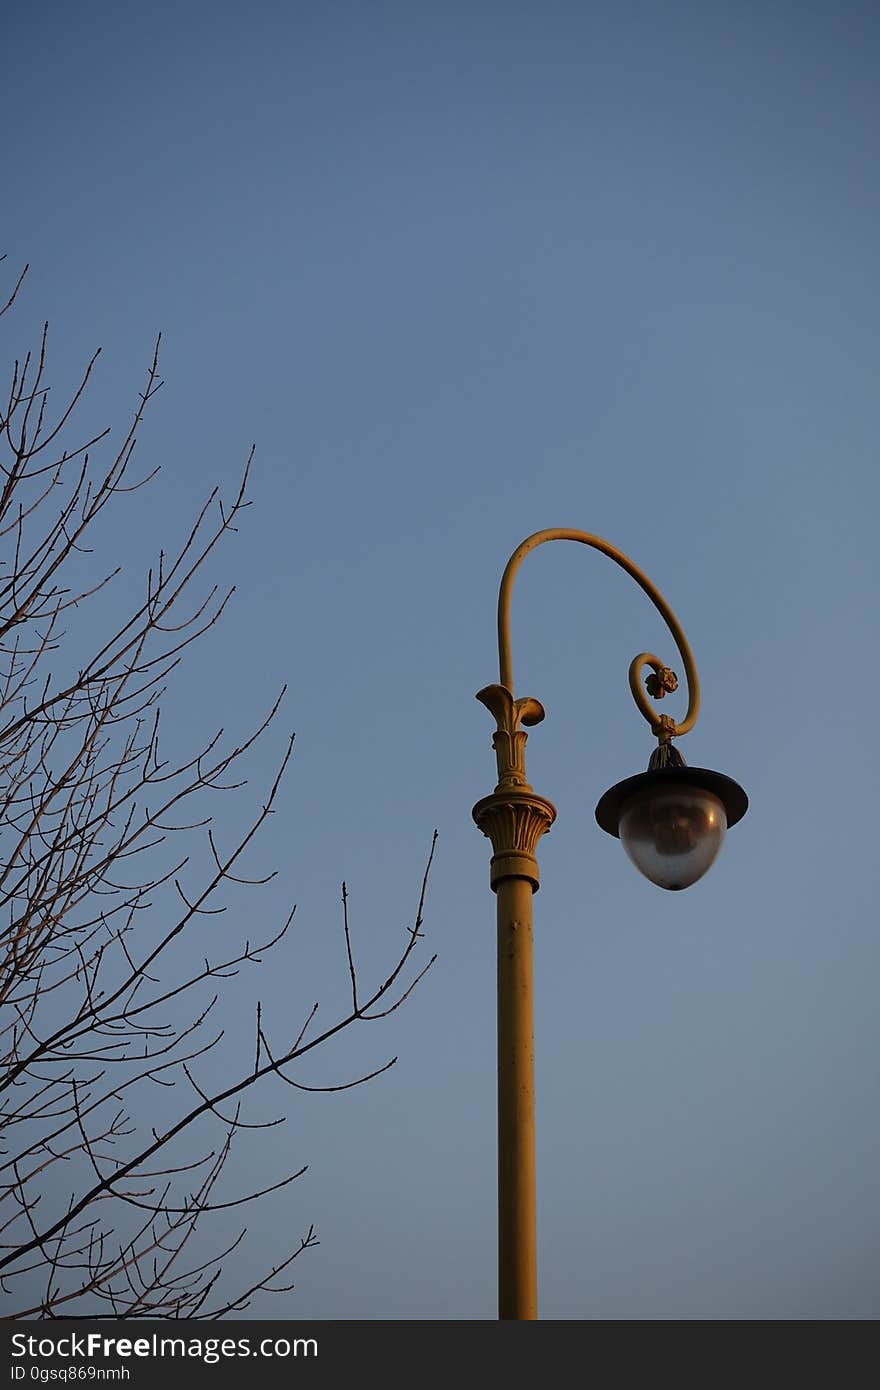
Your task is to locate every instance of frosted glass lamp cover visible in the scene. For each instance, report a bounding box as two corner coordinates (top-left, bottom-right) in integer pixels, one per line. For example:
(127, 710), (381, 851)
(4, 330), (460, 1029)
(619, 784), (726, 889)
(595, 765), (748, 891)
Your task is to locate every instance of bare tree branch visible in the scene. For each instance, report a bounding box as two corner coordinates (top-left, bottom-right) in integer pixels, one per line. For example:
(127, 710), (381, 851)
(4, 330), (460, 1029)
(0, 261), (435, 1319)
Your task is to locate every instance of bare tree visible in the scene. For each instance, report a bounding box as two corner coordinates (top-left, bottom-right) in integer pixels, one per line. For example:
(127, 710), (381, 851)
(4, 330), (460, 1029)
(0, 258), (435, 1319)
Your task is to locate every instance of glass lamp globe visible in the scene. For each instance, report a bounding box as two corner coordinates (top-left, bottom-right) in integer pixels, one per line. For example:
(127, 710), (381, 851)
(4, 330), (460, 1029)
(595, 764), (748, 891)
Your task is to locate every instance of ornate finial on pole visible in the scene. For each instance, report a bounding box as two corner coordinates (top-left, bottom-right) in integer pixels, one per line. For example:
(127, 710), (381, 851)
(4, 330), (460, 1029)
(472, 684), (555, 893)
(475, 684), (545, 792)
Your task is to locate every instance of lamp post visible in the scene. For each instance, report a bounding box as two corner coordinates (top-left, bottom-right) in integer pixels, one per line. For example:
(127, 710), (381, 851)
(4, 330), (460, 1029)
(472, 530), (748, 1321)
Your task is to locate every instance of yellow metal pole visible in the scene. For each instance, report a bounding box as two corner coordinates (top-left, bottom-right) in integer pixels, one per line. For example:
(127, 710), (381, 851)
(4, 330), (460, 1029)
(473, 774), (555, 1321)
(496, 872), (538, 1319)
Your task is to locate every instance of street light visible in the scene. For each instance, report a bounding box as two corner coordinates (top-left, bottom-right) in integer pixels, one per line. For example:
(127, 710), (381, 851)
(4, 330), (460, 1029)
(472, 529), (748, 1320)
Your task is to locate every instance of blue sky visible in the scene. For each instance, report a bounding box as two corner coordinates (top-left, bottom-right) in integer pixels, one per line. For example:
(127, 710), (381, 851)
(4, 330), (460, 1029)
(3, 0), (878, 1318)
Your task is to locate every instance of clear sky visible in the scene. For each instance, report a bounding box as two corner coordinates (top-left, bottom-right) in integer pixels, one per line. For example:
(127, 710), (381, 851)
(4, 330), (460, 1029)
(3, 0), (878, 1318)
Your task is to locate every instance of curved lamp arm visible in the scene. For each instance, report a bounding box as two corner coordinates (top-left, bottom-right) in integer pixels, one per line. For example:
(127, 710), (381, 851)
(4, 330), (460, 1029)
(494, 527), (700, 735)
(477, 529), (701, 792)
